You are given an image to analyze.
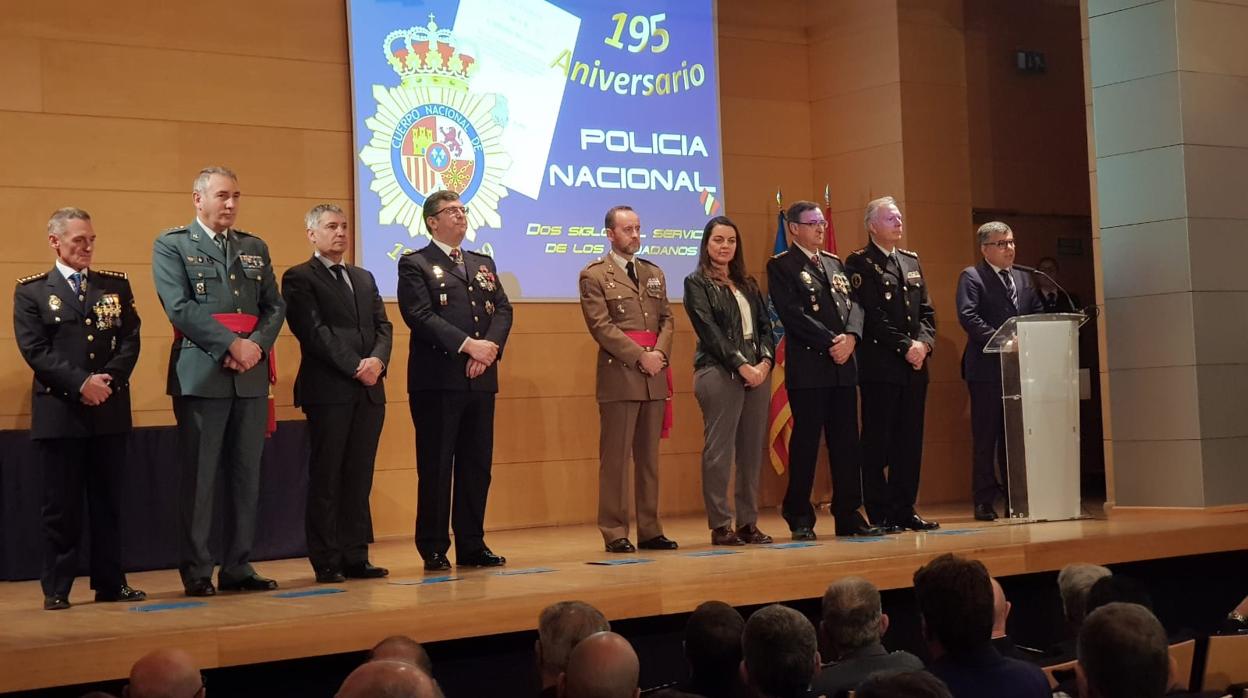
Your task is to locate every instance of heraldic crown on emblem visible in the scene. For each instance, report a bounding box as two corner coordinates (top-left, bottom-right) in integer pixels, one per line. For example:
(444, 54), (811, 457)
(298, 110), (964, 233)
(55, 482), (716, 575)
(383, 15), (478, 91)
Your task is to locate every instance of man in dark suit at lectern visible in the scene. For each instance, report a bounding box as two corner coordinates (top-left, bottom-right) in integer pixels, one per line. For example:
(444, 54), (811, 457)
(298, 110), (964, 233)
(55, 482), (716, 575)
(956, 222), (1044, 522)
(282, 203), (392, 583)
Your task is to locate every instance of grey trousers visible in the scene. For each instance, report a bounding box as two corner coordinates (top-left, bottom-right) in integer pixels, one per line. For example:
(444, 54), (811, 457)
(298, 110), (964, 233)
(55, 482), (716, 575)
(693, 364), (769, 529)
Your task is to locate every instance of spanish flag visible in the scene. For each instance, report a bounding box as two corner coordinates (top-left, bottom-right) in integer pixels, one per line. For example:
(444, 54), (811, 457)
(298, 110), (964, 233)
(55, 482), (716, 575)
(767, 211), (794, 475)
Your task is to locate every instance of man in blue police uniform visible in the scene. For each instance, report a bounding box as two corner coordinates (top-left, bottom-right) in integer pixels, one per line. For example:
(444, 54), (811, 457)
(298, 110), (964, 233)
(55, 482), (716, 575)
(397, 189), (513, 571)
(844, 197), (940, 533)
(152, 166), (287, 596)
(766, 200), (881, 540)
(14, 207), (145, 610)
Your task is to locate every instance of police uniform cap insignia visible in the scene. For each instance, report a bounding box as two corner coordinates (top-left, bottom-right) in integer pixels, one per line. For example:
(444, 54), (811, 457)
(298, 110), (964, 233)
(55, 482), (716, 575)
(16, 271), (48, 284)
(851, 273), (863, 289)
(96, 269), (127, 280)
(899, 248), (919, 258)
(48, 294), (62, 311)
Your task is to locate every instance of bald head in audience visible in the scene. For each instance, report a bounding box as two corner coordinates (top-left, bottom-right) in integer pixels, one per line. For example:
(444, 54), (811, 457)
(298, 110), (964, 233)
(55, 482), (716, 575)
(370, 635), (433, 675)
(124, 649), (203, 698)
(337, 660), (440, 698)
(558, 631), (640, 698)
(991, 577), (1011, 639)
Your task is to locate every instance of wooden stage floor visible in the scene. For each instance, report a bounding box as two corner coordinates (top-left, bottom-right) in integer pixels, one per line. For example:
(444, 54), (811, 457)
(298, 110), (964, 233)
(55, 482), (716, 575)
(2, 503), (1247, 693)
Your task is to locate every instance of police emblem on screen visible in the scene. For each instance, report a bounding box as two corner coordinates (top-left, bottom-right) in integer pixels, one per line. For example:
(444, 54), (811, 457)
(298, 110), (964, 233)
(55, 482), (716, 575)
(359, 16), (511, 243)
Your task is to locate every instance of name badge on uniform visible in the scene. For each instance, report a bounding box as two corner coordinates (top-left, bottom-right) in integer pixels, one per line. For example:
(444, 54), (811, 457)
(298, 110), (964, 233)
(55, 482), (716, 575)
(439, 293), (448, 306)
(831, 273), (850, 295)
(645, 276), (662, 298)
(906, 269), (923, 286)
(239, 254), (264, 269)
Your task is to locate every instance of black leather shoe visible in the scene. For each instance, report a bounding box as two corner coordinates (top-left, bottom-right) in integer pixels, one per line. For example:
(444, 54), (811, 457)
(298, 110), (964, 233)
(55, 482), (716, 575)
(791, 527), (817, 541)
(836, 513), (884, 537)
(184, 578), (216, 597)
(95, 585), (147, 602)
(44, 595), (70, 610)
(314, 567), (346, 583)
(897, 513), (940, 531)
(878, 523), (906, 534)
(458, 549), (506, 567)
(219, 574), (278, 592)
(424, 553), (451, 571)
(974, 503), (998, 521)
(638, 535), (679, 550)
(605, 538), (636, 553)
(736, 524), (773, 545)
(344, 562), (389, 579)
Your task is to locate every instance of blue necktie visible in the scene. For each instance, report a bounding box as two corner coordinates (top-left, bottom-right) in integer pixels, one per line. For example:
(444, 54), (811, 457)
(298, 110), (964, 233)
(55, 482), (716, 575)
(69, 272), (82, 296)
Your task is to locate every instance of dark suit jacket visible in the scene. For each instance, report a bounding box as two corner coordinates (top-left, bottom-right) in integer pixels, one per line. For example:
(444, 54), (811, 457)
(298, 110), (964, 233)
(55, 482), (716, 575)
(928, 644), (1051, 698)
(766, 245), (864, 389)
(281, 257), (392, 407)
(14, 267), (140, 440)
(956, 261), (1045, 383)
(844, 244), (937, 385)
(809, 643), (925, 697)
(397, 243), (512, 393)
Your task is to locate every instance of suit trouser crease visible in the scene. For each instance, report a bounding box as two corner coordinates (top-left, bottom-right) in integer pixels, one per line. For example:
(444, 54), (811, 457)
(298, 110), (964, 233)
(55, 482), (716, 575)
(860, 381), (928, 522)
(304, 395), (384, 569)
(410, 392), (494, 558)
(39, 434), (127, 597)
(693, 365), (767, 529)
(597, 399), (665, 543)
(784, 386), (864, 529)
(968, 380), (1008, 506)
(174, 395), (266, 584)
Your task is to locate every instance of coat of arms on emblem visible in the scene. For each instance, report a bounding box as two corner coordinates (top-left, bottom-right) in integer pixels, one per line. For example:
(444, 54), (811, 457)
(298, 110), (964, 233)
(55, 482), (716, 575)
(358, 15), (512, 244)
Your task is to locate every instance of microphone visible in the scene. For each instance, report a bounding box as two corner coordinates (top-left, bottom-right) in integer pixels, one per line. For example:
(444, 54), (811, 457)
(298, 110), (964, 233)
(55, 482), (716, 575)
(1012, 264), (1086, 319)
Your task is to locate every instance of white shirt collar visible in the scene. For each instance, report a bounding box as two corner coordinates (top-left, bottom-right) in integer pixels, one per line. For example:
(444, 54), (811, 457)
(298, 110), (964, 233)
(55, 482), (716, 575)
(196, 217), (228, 240)
(609, 249), (634, 269)
(872, 239), (897, 257)
(431, 237), (461, 259)
(793, 242), (819, 260)
(55, 259), (86, 281)
(314, 251), (345, 269)
(986, 261), (1011, 276)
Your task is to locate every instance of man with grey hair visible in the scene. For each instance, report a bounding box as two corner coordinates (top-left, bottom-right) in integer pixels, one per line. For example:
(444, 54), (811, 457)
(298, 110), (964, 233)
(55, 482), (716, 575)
(741, 604), (821, 698)
(559, 631), (640, 698)
(1076, 602), (1170, 698)
(811, 576), (922, 696)
(153, 166), (287, 597)
(1051, 563), (1112, 661)
(124, 648), (203, 698)
(15, 207), (145, 610)
(281, 203), (391, 583)
(537, 601), (611, 697)
(956, 221), (1043, 521)
(845, 196), (940, 533)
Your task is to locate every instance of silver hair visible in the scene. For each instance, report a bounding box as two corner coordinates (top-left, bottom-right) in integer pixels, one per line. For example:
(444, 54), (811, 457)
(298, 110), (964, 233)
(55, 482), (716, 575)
(1058, 563), (1112, 626)
(47, 207), (92, 237)
(306, 203), (346, 230)
(863, 196), (897, 232)
(192, 166), (238, 195)
(976, 221), (1013, 245)
(822, 577), (884, 652)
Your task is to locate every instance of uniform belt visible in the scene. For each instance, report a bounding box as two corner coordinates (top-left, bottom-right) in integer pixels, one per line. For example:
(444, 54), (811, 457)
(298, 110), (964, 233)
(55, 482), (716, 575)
(172, 312), (277, 436)
(624, 330), (673, 439)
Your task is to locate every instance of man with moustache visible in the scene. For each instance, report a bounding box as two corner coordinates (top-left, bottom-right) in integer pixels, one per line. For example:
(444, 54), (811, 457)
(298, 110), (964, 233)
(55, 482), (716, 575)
(14, 207), (145, 610)
(153, 166), (287, 596)
(845, 197), (940, 533)
(397, 189), (512, 571)
(281, 203), (391, 583)
(579, 205), (678, 553)
(766, 200), (880, 539)
(956, 221), (1044, 521)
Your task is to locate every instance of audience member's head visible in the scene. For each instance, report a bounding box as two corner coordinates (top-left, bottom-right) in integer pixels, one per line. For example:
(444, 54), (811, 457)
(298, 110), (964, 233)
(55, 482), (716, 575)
(124, 649), (203, 698)
(369, 636), (433, 675)
(820, 576), (888, 659)
(740, 604), (820, 698)
(558, 631), (640, 698)
(1085, 574), (1153, 616)
(538, 601), (611, 687)
(990, 577), (1011, 639)
(1058, 563), (1112, 628)
(913, 553), (993, 657)
(337, 659), (439, 698)
(1076, 602), (1169, 698)
(683, 601), (745, 689)
(856, 670), (954, 698)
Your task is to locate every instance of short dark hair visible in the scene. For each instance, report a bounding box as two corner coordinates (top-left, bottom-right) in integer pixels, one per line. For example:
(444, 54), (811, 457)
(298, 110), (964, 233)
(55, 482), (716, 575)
(422, 190), (461, 223)
(1077, 602), (1169, 698)
(1085, 575), (1153, 616)
(537, 601), (610, 676)
(784, 201), (820, 230)
(684, 601), (744, 683)
(913, 554), (994, 655)
(742, 604), (817, 698)
(856, 670), (954, 698)
(604, 205), (635, 230)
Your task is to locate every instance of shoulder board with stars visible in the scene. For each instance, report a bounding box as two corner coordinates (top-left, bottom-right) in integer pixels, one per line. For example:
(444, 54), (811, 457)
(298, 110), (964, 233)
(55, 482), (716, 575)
(15, 271), (48, 285)
(232, 228), (254, 238)
(159, 225), (190, 236)
(95, 269), (128, 280)
(771, 249), (790, 260)
(636, 257), (660, 268)
(899, 248), (919, 258)
(819, 250), (840, 260)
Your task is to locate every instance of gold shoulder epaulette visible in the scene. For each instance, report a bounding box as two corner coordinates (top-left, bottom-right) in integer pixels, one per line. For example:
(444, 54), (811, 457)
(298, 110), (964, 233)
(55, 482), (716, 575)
(15, 271), (48, 285)
(771, 249), (789, 260)
(95, 269), (128, 280)
(899, 248), (919, 258)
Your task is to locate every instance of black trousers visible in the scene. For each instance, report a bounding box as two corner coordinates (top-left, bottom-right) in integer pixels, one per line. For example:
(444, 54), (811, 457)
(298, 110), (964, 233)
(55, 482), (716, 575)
(968, 380), (1008, 507)
(304, 393), (385, 570)
(860, 381), (928, 523)
(410, 391), (494, 559)
(38, 433), (127, 598)
(783, 386), (863, 529)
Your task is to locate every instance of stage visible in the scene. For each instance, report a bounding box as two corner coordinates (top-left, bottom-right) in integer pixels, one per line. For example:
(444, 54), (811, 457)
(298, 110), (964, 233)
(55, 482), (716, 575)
(2, 503), (1247, 693)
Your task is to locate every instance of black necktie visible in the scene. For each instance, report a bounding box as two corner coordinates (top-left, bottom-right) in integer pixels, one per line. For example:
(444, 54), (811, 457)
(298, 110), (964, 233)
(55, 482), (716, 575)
(330, 264), (349, 289)
(626, 260), (638, 285)
(999, 269), (1018, 307)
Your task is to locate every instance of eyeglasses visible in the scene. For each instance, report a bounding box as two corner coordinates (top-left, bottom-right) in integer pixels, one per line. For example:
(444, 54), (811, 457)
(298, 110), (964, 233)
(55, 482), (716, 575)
(796, 220), (828, 229)
(984, 239), (1016, 249)
(434, 205), (469, 218)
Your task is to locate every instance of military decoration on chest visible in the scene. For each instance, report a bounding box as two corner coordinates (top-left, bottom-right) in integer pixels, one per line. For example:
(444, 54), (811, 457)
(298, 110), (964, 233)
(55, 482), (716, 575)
(475, 265), (497, 293)
(93, 294), (123, 330)
(798, 269), (820, 312)
(831, 272), (850, 296)
(645, 276), (662, 298)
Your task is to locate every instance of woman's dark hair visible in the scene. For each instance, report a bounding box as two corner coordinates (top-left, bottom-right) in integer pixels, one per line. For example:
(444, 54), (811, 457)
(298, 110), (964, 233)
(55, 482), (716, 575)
(696, 216), (755, 292)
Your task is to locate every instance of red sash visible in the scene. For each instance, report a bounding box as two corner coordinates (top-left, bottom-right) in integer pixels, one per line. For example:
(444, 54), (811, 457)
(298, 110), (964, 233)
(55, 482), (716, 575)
(173, 313), (277, 437)
(624, 330), (673, 439)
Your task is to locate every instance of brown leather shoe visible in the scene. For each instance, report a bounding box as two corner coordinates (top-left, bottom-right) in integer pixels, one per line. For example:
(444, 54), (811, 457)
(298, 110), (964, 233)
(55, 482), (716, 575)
(736, 524), (773, 545)
(711, 526), (744, 546)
